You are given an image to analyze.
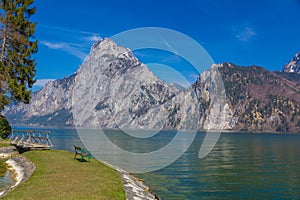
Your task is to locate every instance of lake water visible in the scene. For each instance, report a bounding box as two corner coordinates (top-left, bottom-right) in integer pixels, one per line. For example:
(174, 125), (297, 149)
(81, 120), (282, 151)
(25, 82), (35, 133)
(0, 168), (15, 192)
(14, 128), (300, 199)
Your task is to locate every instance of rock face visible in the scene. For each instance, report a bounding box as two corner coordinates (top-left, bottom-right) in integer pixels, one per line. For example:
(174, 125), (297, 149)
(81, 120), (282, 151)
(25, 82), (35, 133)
(72, 38), (180, 129)
(3, 74), (75, 127)
(4, 38), (229, 131)
(282, 52), (300, 74)
(70, 39), (229, 130)
(3, 39), (300, 132)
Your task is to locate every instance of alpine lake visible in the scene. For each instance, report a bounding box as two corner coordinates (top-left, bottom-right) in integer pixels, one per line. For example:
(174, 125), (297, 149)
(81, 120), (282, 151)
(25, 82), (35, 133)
(1, 127), (300, 199)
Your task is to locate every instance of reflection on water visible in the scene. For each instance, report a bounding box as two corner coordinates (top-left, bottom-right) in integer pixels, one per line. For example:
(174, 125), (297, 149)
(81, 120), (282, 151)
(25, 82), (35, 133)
(138, 133), (300, 199)
(104, 129), (176, 153)
(14, 127), (300, 199)
(0, 169), (15, 192)
(77, 129), (196, 173)
(49, 128), (83, 152)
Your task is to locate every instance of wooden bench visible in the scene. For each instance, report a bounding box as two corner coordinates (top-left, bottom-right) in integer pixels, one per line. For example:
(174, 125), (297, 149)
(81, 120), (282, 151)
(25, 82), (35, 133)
(74, 146), (92, 162)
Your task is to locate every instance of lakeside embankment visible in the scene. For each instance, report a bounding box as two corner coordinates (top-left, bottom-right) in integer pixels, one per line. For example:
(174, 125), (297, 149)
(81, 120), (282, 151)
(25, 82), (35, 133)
(0, 144), (158, 200)
(101, 160), (159, 200)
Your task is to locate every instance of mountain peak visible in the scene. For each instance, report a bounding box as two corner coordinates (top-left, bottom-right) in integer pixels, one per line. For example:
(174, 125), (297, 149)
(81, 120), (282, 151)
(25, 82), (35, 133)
(92, 38), (116, 49)
(282, 52), (300, 74)
(78, 37), (140, 75)
(91, 37), (128, 55)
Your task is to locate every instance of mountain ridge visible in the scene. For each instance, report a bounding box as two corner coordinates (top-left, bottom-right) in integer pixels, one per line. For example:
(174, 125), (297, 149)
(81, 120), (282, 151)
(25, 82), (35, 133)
(219, 62), (300, 132)
(3, 39), (300, 133)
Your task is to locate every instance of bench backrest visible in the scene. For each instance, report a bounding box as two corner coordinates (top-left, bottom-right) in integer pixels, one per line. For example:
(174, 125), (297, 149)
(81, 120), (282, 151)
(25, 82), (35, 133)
(74, 146), (82, 153)
(74, 146), (89, 154)
(74, 146), (81, 150)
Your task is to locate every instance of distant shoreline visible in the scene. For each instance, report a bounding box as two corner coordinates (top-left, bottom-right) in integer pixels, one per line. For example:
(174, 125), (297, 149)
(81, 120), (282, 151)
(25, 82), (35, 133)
(10, 124), (300, 134)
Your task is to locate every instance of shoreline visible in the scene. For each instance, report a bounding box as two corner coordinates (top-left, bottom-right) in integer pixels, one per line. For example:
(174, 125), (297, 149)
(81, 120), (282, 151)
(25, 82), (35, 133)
(0, 155), (35, 198)
(10, 125), (300, 134)
(0, 146), (158, 200)
(101, 160), (159, 200)
(0, 146), (19, 158)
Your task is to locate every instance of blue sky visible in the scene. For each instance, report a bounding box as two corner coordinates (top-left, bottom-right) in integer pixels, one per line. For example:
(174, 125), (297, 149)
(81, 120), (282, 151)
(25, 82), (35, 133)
(32, 0), (300, 89)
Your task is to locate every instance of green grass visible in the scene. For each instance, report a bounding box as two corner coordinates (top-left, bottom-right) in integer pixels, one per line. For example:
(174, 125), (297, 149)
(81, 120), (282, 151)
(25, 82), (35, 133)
(0, 141), (12, 176)
(3, 150), (126, 200)
(0, 140), (11, 148)
(0, 161), (7, 176)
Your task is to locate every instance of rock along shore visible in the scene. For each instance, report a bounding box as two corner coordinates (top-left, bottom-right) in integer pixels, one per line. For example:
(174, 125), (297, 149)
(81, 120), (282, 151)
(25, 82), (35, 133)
(101, 161), (160, 200)
(0, 151), (35, 198)
(0, 146), (19, 158)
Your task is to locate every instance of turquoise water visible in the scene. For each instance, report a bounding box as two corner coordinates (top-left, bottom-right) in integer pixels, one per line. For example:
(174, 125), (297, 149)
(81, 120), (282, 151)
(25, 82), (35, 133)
(0, 163), (15, 192)
(138, 133), (300, 199)
(16, 128), (300, 199)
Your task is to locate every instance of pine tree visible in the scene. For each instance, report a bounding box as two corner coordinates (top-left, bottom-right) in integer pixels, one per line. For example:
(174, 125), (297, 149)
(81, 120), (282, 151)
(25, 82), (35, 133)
(0, 0), (37, 138)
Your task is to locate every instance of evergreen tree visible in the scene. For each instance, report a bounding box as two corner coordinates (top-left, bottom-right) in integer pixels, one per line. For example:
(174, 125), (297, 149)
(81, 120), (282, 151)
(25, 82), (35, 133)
(0, 114), (11, 138)
(0, 0), (37, 138)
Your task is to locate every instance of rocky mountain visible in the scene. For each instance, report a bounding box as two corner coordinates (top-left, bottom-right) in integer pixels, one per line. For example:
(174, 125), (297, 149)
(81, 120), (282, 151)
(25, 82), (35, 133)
(219, 63), (300, 132)
(3, 74), (75, 127)
(71, 38), (180, 129)
(282, 52), (300, 73)
(4, 38), (230, 130)
(3, 38), (300, 132)
(275, 71), (300, 86)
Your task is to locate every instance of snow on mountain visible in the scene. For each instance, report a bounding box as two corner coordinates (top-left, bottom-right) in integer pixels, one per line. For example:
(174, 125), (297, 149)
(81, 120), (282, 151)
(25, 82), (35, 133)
(282, 52), (300, 74)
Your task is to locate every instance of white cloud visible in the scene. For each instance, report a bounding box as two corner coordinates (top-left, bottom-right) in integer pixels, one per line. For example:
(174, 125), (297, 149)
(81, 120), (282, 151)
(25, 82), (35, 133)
(235, 27), (257, 42)
(41, 41), (66, 49)
(63, 46), (87, 61)
(41, 41), (87, 61)
(39, 24), (103, 37)
(38, 25), (106, 61)
(34, 79), (55, 87)
(82, 35), (102, 42)
(163, 40), (179, 54)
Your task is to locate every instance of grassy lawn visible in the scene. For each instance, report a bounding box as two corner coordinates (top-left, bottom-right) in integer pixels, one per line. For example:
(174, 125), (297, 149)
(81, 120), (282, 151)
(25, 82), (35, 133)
(3, 150), (126, 200)
(0, 140), (11, 148)
(0, 141), (12, 176)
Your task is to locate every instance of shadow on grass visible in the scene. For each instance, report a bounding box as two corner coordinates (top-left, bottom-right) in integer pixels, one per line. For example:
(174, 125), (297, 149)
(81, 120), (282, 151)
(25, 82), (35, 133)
(74, 158), (90, 162)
